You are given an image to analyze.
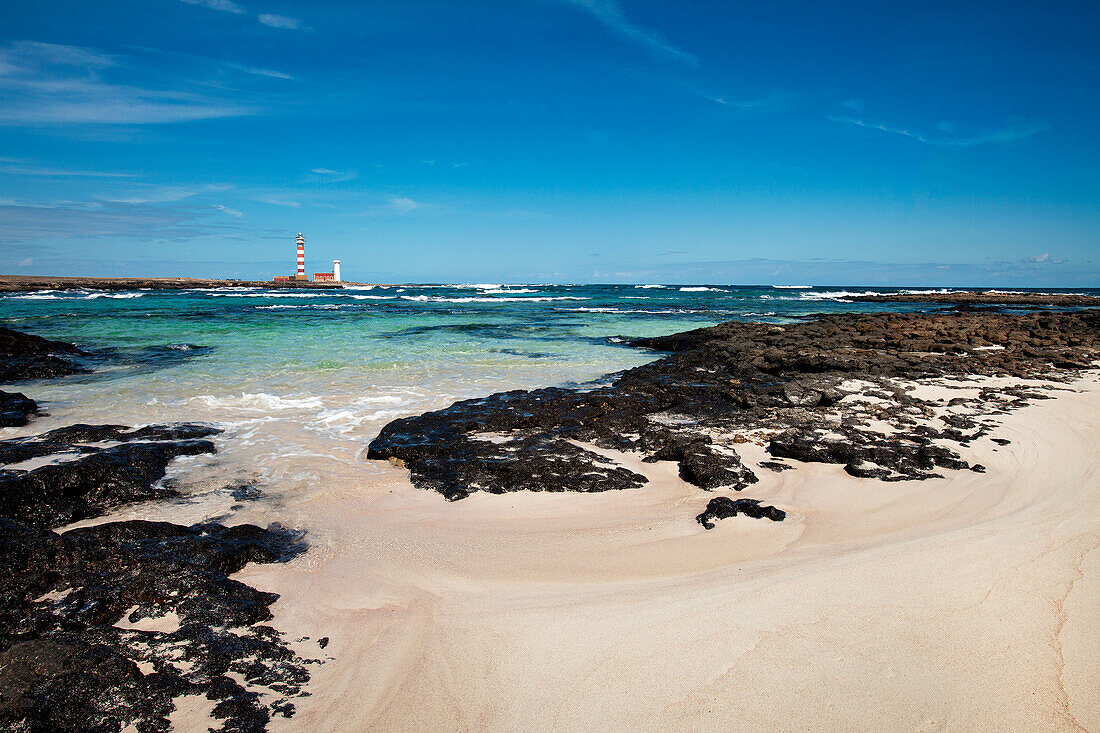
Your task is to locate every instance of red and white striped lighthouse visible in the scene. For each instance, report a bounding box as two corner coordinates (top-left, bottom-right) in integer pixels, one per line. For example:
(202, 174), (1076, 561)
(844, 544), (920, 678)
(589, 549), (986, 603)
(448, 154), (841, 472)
(295, 232), (305, 279)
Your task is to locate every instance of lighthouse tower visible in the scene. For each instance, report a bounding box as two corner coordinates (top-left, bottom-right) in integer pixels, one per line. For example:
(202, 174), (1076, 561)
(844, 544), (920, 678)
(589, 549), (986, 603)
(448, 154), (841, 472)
(295, 233), (306, 280)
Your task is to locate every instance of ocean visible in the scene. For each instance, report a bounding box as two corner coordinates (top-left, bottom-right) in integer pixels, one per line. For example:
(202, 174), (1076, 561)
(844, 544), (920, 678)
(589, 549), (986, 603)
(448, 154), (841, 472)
(2, 283), (1095, 529)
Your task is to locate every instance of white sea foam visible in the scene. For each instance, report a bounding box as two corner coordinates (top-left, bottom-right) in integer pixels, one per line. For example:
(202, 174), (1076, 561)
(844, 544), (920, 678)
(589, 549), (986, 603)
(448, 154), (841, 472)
(634, 284), (667, 289)
(189, 287), (261, 293)
(402, 295), (587, 303)
(212, 292), (327, 298)
(679, 286), (728, 292)
(797, 290), (881, 301)
(8, 290), (144, 300)
(255, 304), (344, 310)
(188, 393), (324, 411)
(479, 288), (539, 294)
(350, 295), (393, 300)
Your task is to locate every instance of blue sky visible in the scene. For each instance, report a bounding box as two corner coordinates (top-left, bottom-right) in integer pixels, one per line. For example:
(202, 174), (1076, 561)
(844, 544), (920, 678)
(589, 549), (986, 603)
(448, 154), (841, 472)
(1, 0), (1097, 285)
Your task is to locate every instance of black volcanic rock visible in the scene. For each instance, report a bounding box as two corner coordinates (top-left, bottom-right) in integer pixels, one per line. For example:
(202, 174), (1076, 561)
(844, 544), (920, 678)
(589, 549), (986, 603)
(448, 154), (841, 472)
(0, 518), (310, 733)
(0, 420), (316, 733)
(0, 390), (38, 427)
(0, 422), (220, 465)
(0, 327), (89, 382)
(696, 497), (786, 529)
(0, 439), (216, 528)
(369, 311), (1100, 500)
(0, 325), (315, 731)
(767, 428), (971, 481)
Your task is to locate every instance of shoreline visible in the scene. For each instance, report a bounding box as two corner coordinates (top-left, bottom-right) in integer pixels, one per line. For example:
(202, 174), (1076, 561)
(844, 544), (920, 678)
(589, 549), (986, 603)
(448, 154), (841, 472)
(2, 307), (1099, 731)
(0, 275), (383, 292)
(851, 290), (1100, 306)
(246, 369), (1100, 732)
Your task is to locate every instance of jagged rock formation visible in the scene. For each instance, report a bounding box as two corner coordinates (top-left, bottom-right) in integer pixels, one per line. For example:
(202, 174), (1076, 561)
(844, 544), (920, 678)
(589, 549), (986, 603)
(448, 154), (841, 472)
(0, 327), (90, 382)
(368, 311), (1100, 501)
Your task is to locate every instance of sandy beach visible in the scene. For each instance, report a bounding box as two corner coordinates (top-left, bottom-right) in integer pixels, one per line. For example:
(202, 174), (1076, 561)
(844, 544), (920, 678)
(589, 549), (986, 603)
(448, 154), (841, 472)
(218, 371), (1100, 732)
(3, 301), (1098, 732)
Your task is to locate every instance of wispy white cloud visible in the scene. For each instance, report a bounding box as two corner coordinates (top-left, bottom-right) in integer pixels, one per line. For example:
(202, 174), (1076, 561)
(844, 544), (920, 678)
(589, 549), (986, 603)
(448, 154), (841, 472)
(310, 167), (357, 182)
(180, 0), (243, 14)
(213, 204), (244, 218)
(687, 87), (802, 115)
(104, 183), (232, 205)
(564, 0), (698, 66)
(1020, 253), (1067, 264)
(223, 62), (294, 80)
(0, 199), (238, 241)
(0, 162), (137, 177)
(258, 14), (301, 29)
(829, 115), (1049, 148)
(388, 196), (419, 214)
(0, 41), (255, 125)
(248, 194), (300, 208)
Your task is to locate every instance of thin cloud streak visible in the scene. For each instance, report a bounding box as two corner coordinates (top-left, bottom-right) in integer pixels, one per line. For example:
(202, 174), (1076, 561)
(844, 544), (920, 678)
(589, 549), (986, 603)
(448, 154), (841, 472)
(213, 204), (244, 218)
(829, 115), (1049, 148)
(180, 0), (243, 14)
(0, 42), (256, 125)
(0, 164), (137, 177)
(565, 0), (698, 66)
(258, 14), (302, 30)
(223, 62), (295, 80)
(310, 168), (357, 182)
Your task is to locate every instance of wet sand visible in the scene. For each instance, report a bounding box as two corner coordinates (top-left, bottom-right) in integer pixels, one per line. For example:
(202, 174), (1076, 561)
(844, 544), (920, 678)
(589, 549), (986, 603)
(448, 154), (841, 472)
(217, 372), (1100, 732)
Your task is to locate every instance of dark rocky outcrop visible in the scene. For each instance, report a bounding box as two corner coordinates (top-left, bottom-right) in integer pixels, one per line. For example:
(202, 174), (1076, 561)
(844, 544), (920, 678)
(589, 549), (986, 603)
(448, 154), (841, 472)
(0, 518), (308, 733)
(696, 497), (786, 529)
(0, 432), (217, 528)
(0, 327), (89, 382)
(369, 311), (1100, 501)
(0, 422), (219, 466)
(768, 428), (970, 482)
(0, 421), (316, 732)
(0, 390), (38, 427)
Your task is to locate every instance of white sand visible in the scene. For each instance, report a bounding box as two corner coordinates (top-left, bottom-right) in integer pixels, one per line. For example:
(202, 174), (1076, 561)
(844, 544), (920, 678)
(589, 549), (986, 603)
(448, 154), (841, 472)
(222, 373), (1100, 732)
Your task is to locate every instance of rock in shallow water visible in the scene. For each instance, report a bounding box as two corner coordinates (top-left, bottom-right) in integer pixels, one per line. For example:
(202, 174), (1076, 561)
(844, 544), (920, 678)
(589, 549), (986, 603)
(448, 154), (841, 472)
(0, 327), (89, 382)
(0, 390), (37, 428)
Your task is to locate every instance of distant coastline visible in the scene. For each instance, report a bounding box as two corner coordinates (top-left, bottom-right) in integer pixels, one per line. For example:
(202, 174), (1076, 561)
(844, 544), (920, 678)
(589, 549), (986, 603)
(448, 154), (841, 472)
(851, 291), (1100, 306)
(0, 275), (381, 292)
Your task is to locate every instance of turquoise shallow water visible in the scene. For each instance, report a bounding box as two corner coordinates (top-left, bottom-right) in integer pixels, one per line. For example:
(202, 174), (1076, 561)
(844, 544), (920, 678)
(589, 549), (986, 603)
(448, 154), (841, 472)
(2, 283), (1096, 527)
